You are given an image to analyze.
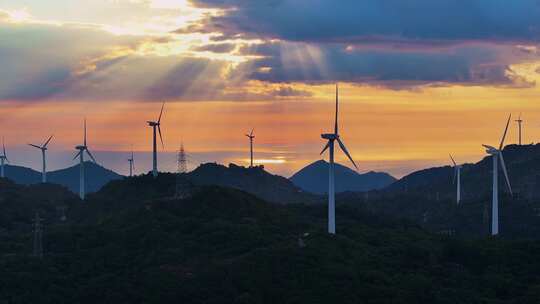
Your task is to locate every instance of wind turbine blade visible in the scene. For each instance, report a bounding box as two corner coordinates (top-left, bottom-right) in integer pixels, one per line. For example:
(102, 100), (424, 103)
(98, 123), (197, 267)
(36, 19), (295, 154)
(250, 128), (254, 137)
(337, 138), (358, 170)
(86, 149), (97, 163)
(73, 151), (81, 161)
(28, 144), (41, 149)
(334, 83), (339, 135)
(3, 140), (7, 162)
(499, 114), (511, 150)
(498, 152), (512, 195)
(449, 154), (457, 166)
(158, 125), (164, 149)
(84, 118), (87, 146)
(320, 142), (330, 155)
(43, 135), (53, 147)
(158, 101), (165, 123)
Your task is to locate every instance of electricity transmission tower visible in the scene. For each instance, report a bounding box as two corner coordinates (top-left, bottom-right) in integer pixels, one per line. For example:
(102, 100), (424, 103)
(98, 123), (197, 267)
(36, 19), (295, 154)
(175, 143), (191, 199)
(32, 212), (43, 258)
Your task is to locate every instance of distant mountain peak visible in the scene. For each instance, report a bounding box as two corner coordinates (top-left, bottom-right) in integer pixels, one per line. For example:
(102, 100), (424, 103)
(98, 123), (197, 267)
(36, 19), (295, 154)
(290, 160), (396, 194)
(2, 162), (122, 195)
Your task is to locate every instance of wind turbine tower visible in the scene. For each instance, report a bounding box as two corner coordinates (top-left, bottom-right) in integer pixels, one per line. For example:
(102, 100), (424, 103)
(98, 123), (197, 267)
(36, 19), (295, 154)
(128, 149), (135, 177)
(483, 114), (513, 236)
(29, 135), (53, 183)
(73, 119), (97, 200)
(320, 84), (358, 235)
(147, 102), (165, 178)
(515, 113), (523, 145)
(0, 138), (8, 178)
(245, 129), (255, 167)
(450, 154), (462, 204)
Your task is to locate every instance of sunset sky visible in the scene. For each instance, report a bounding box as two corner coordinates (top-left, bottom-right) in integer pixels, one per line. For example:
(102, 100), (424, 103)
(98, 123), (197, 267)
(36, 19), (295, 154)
(1, 0), (540, 178)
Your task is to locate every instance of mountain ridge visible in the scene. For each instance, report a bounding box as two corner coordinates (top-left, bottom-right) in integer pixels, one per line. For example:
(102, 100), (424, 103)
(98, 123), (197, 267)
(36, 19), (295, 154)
(1, 161), (123, 194)
(290, 159), (396, 194)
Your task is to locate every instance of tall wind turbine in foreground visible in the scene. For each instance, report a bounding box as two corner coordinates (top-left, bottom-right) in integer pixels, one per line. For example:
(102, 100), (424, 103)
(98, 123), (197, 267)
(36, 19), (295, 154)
(147, 102), (165, 178)
(483, 114), (513, 236)
(449, 154), (462, 204)
(0, 138), (8, 178)
(128, 149), (135, 177)
(29, 135), (53, 183)
(320, 84), (358, 235)
(74, 119), (97, 200)
(245, 129), (255, 167)
(515, 113), (523, 145)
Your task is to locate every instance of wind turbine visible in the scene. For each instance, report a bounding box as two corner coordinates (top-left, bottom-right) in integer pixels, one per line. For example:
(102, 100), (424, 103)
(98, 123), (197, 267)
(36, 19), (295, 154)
(482, 114), (513, 236)
(515, 113), (523, 145)
(73, 119), (97, 200)
(0, 138), (9, 178)
(449, 154), (462, 204)
(29, 135), (53, 183)
(245, 129), (255, 167)
(320, 84), (358, 235)
(128, 149), (135, 177)
(147, 102), (165, 178)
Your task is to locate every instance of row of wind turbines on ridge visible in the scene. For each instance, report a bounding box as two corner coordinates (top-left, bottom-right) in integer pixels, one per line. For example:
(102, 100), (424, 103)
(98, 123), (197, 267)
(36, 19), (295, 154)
(0, 88), (529, 236)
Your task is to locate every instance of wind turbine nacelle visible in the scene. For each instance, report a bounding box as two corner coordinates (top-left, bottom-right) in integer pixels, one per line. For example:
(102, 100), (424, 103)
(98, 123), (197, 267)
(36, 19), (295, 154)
(76, 145), (87, 150)
(147, 121), (159, 126)
(321, 133), (338, 140)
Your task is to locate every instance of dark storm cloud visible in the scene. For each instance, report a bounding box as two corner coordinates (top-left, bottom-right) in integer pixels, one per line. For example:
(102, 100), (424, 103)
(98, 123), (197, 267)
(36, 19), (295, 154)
(234, 41), (533, 88)
(188, 0), (540, 44)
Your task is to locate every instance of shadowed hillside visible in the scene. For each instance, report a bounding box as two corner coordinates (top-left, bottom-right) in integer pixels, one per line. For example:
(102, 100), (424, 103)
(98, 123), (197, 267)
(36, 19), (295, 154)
(334, 144), (540, 238)
(1, 178), (540, 303)
(186, 163), (319, 204)
(385, 144), (540, 201)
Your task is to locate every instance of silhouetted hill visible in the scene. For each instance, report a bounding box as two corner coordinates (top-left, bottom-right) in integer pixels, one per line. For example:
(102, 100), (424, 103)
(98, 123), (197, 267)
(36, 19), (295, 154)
(186, 163), (319, 204)
(386, 144), (540, 201)
(332, 144), (540, 238)
(290, 160), (396, 194)
(1, 180), (540, 303)
(0, 179), (79, 231)
(3, 162), (122, 194)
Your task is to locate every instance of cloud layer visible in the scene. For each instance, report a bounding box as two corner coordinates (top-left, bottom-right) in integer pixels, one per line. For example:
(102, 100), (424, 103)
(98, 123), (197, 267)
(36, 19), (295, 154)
(190, 0), (540, 44)
(2, 1), (540, 102)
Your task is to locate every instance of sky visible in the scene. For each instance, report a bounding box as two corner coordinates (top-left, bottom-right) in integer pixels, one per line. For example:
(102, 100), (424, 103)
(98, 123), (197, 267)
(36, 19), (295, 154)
(1, 0), (540, 178)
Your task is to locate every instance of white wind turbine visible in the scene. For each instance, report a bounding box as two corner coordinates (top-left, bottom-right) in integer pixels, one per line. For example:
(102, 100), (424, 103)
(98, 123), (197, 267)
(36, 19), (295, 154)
(482, 114), (513, 236)
(515, 113), (523, 145)
(0, 138), (9, 178)
(128, 149), (135, 177)
(29, 135), (53, 183)
(245, 129), (255, 167)
(320, 84), (358, 235)
(73, 119), (97, 200)
(449, 154), (462, 204)
(147, 102), (165, 178)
